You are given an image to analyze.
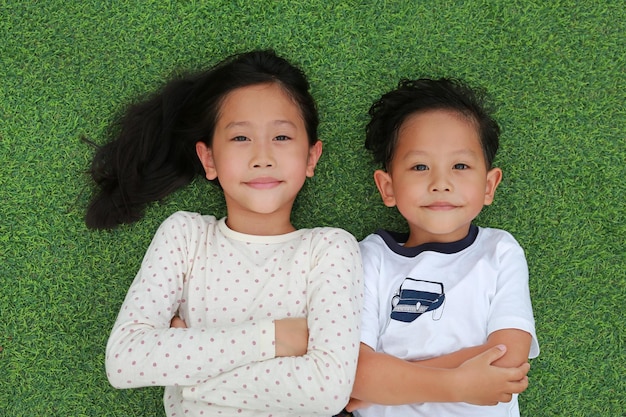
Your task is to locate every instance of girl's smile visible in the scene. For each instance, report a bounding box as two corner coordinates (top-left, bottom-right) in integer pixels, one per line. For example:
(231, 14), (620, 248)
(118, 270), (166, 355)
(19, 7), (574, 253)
(245, 177), (283, 189)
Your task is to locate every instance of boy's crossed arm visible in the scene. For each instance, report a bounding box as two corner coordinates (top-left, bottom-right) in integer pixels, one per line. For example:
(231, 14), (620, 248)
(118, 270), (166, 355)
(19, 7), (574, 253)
(348, 329), (531, 411)
(414, 328), (532, 369)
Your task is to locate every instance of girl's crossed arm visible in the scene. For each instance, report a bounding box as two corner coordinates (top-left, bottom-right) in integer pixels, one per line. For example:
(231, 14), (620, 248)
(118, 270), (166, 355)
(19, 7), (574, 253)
(106, 218), (363, 415)
(105, 213), (303, 389)
(179, 228), (363, 415)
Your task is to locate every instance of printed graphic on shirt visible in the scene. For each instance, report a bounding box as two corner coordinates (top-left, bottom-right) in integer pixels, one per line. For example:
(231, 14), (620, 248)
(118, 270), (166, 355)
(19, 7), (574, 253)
(390, 278), (445, 322)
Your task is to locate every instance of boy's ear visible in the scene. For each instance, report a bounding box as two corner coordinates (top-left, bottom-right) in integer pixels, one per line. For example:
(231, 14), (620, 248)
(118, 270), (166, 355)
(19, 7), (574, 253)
(305, 140), (323, 177)
(484, 167), (503, 205)
(196, 142), (218, 180)
(373, 169), (397, 207)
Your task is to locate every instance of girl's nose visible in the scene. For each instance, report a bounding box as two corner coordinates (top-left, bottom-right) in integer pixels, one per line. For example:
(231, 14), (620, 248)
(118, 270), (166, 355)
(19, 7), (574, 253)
(251, 143), (275, 168)
(432, 183), (451, 192)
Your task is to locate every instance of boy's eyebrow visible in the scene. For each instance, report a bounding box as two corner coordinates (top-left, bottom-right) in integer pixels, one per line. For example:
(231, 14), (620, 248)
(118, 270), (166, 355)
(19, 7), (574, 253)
(224, 120), (297, 129)
(450, 149), (480, 158)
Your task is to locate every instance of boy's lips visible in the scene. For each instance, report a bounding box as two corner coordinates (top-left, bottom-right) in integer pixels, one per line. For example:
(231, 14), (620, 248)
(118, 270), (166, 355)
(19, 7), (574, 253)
(424, 202), (458, 210)
(245, 177), (282, 189)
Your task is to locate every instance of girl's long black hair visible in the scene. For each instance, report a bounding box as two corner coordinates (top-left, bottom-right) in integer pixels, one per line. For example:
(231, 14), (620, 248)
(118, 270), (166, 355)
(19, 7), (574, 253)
(85, 49), (318, 229)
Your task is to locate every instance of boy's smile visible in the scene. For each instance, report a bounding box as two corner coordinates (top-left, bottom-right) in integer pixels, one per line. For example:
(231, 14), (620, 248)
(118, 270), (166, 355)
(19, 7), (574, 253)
(374, 109), (502, 247)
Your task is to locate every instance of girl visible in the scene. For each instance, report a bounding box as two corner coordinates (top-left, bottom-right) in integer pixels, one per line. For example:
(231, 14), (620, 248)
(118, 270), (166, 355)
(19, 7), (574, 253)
(89, 50), (363, 417)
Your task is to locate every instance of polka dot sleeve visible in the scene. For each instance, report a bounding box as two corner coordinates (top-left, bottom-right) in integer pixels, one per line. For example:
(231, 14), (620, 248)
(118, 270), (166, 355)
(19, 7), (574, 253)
(181, 228), (364, 414)
(105, 213), (276, 389)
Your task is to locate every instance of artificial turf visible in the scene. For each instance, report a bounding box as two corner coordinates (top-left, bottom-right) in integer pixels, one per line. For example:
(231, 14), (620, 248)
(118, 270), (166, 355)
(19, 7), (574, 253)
(1, 1), (624, 415)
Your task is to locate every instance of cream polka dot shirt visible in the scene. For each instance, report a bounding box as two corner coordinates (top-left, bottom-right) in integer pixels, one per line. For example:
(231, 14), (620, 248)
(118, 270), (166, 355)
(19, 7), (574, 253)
(106, 211), (363, 416)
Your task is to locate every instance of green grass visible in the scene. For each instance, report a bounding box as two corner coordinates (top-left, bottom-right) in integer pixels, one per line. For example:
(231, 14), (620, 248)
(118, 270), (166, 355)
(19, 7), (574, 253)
(1, 1), (624, 415)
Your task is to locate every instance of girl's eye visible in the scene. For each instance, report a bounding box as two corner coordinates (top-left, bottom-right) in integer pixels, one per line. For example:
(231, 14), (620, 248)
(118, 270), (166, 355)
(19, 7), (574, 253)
(412, 164), (429, 171)
(233, 136), (249, 142)
(453, 163), (469, 170)
(274, 135), (290, 141)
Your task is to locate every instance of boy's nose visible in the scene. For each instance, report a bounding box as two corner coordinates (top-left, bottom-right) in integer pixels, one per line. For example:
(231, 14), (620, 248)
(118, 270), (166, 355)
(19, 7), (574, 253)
(432, 184), (451, 191)
(430, 172), (452, 192)
(432, 186), (450, 191)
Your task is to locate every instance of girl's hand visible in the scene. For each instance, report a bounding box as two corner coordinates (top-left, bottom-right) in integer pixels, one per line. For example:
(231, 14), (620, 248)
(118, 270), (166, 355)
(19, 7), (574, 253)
(274, 318), (308, 357)
(170, 316), (308, 357)
(455, 345), (530, 405)
(170, 316), (188, 329)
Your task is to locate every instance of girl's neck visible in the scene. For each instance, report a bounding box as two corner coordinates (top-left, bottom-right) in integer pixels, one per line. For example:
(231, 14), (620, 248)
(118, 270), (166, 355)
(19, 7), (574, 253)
(224, 211), (296, 236)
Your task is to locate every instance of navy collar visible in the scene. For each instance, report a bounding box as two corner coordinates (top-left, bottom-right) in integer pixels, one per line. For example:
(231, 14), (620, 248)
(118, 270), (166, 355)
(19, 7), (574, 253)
(375, 224), (479, 257)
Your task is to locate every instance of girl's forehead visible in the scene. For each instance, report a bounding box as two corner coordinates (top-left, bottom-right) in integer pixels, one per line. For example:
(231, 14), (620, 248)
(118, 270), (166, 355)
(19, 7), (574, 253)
(217, 83), (304, 124)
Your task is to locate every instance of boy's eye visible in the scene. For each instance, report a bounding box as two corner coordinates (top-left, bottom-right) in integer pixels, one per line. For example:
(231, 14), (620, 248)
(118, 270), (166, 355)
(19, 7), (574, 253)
(233, 136), (249, 142)
(412, 164), (429, 171)
(274, 135), (290, 141)
(453, 163), (469, 170)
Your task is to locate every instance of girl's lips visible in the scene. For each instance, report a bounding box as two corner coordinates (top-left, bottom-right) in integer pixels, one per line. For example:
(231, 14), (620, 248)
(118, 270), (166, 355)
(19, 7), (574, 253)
(245, 177), (282, 189)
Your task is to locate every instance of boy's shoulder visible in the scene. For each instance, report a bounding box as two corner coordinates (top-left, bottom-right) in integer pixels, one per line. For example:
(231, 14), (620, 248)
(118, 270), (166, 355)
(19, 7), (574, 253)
(359, 229), (392, 250)
(475, 226), (522, 247)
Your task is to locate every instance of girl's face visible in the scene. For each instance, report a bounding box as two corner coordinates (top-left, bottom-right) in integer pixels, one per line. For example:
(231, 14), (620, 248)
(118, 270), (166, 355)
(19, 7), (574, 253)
(374, 109), (501, 246)
(196, 83), (322, 235)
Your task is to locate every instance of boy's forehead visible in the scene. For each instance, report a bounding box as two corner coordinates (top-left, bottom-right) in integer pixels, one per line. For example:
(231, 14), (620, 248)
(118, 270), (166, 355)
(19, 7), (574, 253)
(400, 109), (477, 131)
(397, 110), (481, 147)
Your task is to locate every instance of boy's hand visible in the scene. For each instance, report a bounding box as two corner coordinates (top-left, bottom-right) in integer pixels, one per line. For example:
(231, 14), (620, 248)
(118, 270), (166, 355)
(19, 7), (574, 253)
(170, 316), (188, 329)
(345, 397), (372, 412)
(274, 318), (308, 357)
(456, 345), (530, 405)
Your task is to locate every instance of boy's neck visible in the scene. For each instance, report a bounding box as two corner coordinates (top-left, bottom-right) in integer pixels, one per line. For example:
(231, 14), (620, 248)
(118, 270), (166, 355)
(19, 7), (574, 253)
(404, 225), (472, 248)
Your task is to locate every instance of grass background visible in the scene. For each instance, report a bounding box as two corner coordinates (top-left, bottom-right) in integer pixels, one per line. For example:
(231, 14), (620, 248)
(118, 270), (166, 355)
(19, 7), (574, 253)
(1, 1), (624, 415)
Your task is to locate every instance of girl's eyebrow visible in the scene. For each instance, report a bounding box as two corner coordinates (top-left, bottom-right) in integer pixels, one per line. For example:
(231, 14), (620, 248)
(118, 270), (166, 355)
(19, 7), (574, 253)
(224, 120), (297, 129)
(402, 149), (479, 160)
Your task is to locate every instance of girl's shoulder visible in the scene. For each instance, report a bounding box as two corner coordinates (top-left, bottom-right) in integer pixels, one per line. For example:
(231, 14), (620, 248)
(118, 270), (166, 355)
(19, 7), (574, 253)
(306, 226), (358, 243)
(302, 226), (360, 255)
(155, 210), (219, 237)
(163, 210), (217, 224)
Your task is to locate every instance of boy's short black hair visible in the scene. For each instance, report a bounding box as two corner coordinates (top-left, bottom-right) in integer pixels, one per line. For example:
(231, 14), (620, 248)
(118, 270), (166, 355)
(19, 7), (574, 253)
(365, 78), (500, 170)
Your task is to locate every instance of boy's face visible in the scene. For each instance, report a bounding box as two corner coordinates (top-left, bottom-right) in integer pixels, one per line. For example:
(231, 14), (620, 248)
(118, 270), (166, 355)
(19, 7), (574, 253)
(374, 109), (502, 247)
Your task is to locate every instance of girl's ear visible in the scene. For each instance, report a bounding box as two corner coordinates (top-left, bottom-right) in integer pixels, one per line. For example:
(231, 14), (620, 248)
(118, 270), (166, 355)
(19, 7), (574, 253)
(373, 169), (397, 207)
(305, 140), (323, 177)
(196, 142), (218, 180)
(484, 167), (502, 205)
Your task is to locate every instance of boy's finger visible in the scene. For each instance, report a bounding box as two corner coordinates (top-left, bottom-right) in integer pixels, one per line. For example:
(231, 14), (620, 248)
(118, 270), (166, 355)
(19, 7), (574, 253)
(481, 344), (507, 364)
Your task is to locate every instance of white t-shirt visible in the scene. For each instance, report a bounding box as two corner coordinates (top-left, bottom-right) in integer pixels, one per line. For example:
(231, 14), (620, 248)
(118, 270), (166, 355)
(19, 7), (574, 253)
(106, 211), (363, 417)
(356, 225), (539, 417)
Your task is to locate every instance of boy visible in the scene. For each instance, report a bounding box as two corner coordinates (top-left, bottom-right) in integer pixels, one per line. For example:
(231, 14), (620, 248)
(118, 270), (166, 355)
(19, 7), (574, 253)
(350, 78), (539, 417)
